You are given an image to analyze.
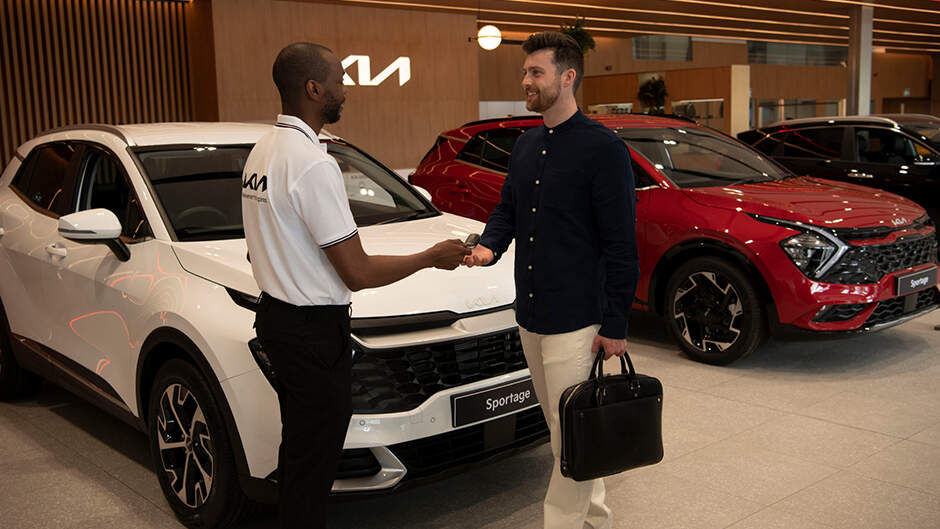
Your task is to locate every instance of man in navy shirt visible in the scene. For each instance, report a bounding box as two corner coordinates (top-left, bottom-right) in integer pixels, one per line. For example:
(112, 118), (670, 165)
(466, 32), (639, 529)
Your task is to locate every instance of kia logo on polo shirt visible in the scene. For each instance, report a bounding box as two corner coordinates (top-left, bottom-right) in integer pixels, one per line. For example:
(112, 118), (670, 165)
(342, 55), (411, 87)
(243, 172), (267, 192)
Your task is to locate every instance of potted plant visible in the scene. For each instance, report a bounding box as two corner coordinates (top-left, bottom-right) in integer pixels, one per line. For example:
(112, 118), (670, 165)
(561, 17), (595, 55)
(638, 77), (667, 114)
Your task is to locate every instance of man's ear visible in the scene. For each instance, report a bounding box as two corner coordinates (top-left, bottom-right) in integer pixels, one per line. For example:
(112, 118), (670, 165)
(561, 68), (576, 89)
(305, 79), (320, 99)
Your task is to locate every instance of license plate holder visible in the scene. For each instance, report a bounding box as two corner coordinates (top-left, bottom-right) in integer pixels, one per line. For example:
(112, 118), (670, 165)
(896, 267), (937, 296)
(451, 377), (538, 428)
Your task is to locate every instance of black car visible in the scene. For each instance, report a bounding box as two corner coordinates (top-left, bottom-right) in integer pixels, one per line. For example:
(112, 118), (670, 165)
(738, 115), (939, 228)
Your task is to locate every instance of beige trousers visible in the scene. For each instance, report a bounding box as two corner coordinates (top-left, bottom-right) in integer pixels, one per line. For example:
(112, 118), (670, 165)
(520, 324), (612, 529)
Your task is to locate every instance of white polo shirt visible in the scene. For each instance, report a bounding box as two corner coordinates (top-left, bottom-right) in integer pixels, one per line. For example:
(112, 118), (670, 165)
(241, 114), (358, 306)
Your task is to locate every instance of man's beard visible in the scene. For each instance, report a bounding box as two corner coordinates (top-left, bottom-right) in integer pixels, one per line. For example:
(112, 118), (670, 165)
(322, 98), (344, 124)
(525, 84), (560, 113)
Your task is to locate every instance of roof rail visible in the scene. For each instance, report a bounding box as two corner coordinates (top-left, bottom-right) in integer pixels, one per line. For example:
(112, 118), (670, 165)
(37, 123), (132, 145)
(764, 115), (899, 129)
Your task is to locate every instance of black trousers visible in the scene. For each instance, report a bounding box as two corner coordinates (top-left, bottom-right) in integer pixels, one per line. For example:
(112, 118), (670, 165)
(254, 293), (352, 529)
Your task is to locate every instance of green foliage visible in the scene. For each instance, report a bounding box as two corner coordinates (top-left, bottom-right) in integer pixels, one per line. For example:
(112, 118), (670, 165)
(638, 77), (668, 114)
(560, 17), (595, 55)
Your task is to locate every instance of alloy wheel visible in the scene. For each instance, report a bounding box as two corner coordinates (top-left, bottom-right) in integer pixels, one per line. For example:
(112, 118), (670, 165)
(156, 383), (215, 508)
(672, 271), (743, 353)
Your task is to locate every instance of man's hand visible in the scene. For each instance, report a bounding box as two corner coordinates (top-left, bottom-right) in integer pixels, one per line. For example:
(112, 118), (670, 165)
(463, 244), (494, 267)
(429, 239), (472, 270)
(592, 333), (627, 360)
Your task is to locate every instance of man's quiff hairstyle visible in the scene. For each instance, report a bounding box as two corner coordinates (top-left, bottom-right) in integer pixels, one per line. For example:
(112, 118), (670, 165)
(521, 31), (584, 93)
(272, 42), (334, 104)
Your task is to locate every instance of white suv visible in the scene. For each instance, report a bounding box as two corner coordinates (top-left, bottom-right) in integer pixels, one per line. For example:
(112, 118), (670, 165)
(0, 123), (542, 528)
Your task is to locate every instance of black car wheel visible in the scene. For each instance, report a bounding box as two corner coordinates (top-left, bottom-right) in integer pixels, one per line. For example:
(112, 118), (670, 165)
(665, 256), (767, 365)
(148, 359), (250, 529)
(0, 301), (40, 401)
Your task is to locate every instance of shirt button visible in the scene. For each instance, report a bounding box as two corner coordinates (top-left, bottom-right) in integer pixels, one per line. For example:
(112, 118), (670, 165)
(528, 265), (533, 270)
(549, 129), (554, 134)
(529, 236), (534, 242)
(541, 149), (546, 155)
(529, 292), (534, 298)
(531, 207), (536, 213)
(535, 179), (540, 185)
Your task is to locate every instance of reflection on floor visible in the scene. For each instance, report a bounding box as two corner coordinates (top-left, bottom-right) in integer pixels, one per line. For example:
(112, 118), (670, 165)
(2, 309), (940, 529)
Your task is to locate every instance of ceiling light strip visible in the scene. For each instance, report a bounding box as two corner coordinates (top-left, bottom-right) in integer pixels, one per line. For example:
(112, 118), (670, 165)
(500, 0), (846, 30)
(478, 19), (850, 47)
(340, 0), (852, 40)
(817, 0), (940, 16)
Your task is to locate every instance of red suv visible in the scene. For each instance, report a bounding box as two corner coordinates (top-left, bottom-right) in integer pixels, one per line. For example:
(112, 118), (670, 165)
(410, 114), (940, 364)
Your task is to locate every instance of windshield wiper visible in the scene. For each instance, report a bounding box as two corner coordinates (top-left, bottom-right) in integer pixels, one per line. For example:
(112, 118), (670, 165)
(667, 168), (766, 186)
(373, 211), (435, 225)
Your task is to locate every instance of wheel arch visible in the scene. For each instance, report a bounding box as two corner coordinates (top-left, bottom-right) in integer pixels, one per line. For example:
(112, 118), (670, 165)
(136, 327), (252, 479)
(648, 239), (776, 319)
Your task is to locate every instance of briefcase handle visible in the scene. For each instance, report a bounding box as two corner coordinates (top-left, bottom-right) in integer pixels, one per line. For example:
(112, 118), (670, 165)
(590, 348), (635, 381)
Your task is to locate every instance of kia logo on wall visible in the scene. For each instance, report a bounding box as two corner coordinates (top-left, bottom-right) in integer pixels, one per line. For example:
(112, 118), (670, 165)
(342, 55), (411, 86)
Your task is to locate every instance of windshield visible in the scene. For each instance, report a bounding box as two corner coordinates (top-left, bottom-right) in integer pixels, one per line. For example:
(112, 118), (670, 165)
(897, 120), (940, 149)
(136, 142), (436, 242)
(618, 127), (791, 188)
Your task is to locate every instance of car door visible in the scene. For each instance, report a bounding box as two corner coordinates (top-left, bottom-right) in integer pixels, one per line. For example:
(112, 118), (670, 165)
(850, 127), (938, 215)
(774, 126), (849, 181)
(452, 128), (527, 221)
(42, 143), (158, 400)
(0, 142), (81, 348)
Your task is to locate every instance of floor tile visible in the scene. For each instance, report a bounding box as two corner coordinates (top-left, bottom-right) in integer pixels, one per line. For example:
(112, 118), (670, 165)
(661, 386), (784, 446)
(729, 414), (898, 468)
(910, 420), (940, 447)
(703, 372), (845, 413)
(800, 390), (940, 438)
(849, 439), (940, 497)
(724, 507), (835, 529)
(774, 471), (940, 529)
(604, 465), (764, 529)
(659, 438), (840, 506)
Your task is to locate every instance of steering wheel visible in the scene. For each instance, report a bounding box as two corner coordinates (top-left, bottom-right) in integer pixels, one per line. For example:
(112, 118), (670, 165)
(174, 206), (229, 227)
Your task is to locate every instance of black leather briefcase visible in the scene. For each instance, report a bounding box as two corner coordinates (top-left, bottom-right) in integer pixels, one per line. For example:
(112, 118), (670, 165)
(559, 350), (663, 481)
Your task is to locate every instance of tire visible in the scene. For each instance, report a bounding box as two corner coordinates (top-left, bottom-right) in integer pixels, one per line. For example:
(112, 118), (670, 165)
(148, 359), (251, 529)
(0, 302), (40, 401)
(664, 256), (767, 365)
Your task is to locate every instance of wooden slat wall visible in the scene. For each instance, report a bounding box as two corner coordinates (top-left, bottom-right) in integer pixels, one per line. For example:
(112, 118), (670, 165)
(0, 0), (192, 166)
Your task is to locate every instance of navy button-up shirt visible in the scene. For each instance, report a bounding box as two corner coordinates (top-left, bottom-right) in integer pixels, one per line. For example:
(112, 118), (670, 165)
(480, 110), (640, 339)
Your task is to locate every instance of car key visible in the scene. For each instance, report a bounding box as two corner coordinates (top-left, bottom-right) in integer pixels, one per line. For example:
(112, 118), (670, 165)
(465, 233), (481, 248)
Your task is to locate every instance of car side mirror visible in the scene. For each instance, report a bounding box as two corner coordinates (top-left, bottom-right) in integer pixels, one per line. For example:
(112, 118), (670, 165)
(58, 209), (130, 261)
(413, 186), (433, 202)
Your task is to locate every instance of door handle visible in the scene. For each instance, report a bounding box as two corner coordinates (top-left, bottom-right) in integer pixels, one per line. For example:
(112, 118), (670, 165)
(846, 171), (873, 179)
(45, 243), (67, 258)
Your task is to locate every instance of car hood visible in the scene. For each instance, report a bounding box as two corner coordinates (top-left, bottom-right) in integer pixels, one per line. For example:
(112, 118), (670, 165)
(171, 213), (515, 319)
(684, 176), (927, 228)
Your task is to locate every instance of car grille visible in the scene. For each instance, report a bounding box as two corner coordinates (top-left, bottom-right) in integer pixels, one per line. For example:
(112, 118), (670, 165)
(864, 287), (940, 327)
(388, 406), (548, 477)
(351, 329), (527, 413)
(819, 235), (937, 284)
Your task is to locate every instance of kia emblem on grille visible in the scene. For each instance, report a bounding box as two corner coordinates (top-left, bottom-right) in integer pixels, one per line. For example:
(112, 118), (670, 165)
(892, 217), (910, 226)
(466, 295), (499, 309)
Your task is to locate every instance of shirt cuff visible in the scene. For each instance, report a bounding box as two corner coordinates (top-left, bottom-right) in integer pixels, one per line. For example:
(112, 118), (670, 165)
(599, 316), (627, 340)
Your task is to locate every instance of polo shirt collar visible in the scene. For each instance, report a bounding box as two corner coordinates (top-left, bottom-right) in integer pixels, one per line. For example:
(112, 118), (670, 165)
(542, 108), (585, 134)
(276, 114), (326, 151)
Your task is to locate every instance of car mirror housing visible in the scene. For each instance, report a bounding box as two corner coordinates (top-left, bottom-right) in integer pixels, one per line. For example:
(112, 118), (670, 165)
(58, 209), (130, 261)
(59, 209), (123, 240)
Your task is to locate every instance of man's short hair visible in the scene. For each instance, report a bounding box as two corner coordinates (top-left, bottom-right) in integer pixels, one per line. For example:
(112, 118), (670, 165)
(272, 42), (333, 104)
(522, 32), (584, 93)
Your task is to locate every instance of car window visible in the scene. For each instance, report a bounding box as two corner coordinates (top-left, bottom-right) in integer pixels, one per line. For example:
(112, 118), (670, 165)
(631, 160), (657, 188)
(456, 135), (485, 166)
(750, 132), (787, 157)
(77, 147), (152, 241)
(855, 127), (916, 164)
(136, 143), (436, 242)
(480, 129), (525, 172)
(781, 127), (844, 159)
(618, 126), (789, 188)
(11, 142), (79, 216)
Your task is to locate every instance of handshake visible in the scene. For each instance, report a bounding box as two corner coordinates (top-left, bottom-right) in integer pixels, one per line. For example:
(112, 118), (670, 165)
(428, 233), (495, 270)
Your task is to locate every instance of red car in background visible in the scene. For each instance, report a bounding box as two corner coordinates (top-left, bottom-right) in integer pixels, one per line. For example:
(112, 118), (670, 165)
(410, 114), (940, 365)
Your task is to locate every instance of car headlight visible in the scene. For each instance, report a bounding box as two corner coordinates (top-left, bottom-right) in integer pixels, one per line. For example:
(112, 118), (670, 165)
(780, 233), (837, 277)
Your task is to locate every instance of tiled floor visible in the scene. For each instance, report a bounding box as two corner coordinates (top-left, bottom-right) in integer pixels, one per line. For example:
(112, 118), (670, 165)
(2, 309), (939, 529)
